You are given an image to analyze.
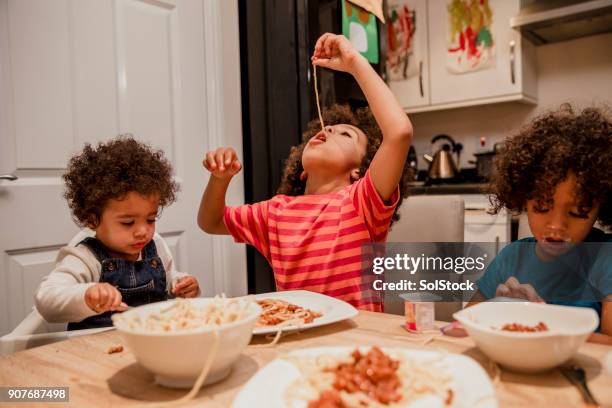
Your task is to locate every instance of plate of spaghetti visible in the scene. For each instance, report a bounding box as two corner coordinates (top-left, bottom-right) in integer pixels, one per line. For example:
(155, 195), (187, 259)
(232, 346), (497, 408)
(252, 290), (358, 335)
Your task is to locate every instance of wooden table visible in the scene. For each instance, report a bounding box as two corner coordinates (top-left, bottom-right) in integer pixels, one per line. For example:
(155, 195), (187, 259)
(1, 311), (611, 407)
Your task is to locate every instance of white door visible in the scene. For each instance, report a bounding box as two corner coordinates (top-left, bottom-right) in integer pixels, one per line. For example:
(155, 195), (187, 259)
(0, 0), (246, 336)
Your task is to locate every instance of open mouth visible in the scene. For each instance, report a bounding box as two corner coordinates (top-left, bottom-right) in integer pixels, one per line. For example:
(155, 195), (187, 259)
(544, 236), (569, 243)
(310, 132), (327, 145)
(540, 236), (572, 253)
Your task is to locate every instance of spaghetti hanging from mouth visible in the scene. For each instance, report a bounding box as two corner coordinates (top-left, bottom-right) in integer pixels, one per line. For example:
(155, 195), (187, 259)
(313, 64), (325, 132)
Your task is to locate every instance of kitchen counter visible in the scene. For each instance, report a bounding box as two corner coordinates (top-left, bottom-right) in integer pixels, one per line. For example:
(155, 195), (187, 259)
(408, 182), (490, 195)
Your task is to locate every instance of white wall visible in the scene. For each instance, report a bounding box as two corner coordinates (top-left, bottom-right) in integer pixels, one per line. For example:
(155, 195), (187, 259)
(410, 33), (612, 170)
(219, 0), (248, 296)
(201, 0), (247, 296)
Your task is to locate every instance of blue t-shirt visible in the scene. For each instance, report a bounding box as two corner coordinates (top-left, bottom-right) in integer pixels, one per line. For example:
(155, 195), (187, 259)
(477, 229), (612, 323)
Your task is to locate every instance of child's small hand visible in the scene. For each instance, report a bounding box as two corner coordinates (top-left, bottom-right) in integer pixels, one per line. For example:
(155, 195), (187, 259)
(172, 276), (200, 298)
(85, 283), (128, 314)
(311, 33), (363, 74)
(495, 277), (544, 303)
(203, 147), (242, 179)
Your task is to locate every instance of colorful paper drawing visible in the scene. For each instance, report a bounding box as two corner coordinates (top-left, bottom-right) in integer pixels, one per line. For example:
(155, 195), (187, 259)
(342, 0), (379, 64)
(446, 0), (495, 74)
(386, 0), (418, 81)
(347, 0), (385, 23)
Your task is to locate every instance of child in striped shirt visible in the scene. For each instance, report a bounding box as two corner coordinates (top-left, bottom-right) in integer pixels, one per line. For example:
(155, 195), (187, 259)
(198, 34), (413, 311)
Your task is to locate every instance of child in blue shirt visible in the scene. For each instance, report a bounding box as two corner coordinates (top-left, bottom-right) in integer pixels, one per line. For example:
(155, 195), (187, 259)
(469, 105), (612, 345)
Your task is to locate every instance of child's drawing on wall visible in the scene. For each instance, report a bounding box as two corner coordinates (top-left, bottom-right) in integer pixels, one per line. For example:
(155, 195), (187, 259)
(386, 0), (418, 81)
(446, 0), (495, 74)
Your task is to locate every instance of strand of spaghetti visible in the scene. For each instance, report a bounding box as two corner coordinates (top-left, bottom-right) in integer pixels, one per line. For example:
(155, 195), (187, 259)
(251, 320), (304, 348)
(177, 329), (220, 402)
(250, 330), (283, 348)
(144, 329), (220, 408)
(263, 328), (284, 347)
(391, 331), (442, 346)
(313, 64), (325, 131)
(421, 335), (435, 346)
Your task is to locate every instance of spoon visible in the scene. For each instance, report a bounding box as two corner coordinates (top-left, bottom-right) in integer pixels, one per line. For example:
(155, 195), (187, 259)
(560, 365), (600, 407)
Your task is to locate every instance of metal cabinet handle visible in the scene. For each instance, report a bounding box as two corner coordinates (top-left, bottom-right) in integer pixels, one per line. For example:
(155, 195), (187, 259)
(0, 174), (18, 181)
(418, 60), (424, 97)
(509, 40), (516, 85)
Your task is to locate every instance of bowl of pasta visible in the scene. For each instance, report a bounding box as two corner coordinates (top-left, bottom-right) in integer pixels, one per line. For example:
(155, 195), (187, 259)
(112, 297), (261, 388)
(453, 301), (599, 373)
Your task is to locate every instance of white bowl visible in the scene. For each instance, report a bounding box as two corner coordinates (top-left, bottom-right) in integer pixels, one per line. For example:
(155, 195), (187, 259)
(112, 298), (260, 388)
(453, 301), (599, 373)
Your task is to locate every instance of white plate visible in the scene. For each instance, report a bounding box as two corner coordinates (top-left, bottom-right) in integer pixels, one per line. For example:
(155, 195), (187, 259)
(233, 347), (497, 408)
(252, 290), (358, 335)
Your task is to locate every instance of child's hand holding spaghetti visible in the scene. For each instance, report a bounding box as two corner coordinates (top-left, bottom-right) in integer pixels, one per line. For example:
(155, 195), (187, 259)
(172, 276), (200, 298)
(311, 33), (363, 74)
(85, 283), (128, 313)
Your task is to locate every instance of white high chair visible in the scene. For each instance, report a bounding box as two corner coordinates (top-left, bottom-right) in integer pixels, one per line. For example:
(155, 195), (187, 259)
(0, 308), (114, 355)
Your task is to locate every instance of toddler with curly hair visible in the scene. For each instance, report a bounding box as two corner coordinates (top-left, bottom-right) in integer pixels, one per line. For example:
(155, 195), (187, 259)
(469, 104), (612, 344)
(35, 136), (200, 330)
(198, 34), (413, 311)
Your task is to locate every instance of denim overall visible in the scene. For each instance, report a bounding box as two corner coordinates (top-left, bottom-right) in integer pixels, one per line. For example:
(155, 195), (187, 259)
(67, 237), (168, 330)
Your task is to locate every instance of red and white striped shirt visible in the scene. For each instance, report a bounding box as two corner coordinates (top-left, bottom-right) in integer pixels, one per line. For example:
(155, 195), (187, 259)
(223, 170), (399, 311)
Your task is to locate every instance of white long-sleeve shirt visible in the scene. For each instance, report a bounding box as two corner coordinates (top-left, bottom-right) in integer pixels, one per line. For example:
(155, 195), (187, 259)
(35, 229), (192, 323)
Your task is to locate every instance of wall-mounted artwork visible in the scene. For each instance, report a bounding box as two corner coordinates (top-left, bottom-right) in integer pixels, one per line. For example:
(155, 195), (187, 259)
(386, 0), (418, 81)
(347, 0), (385, 23)
(446, 0), (495, 74)
(342, 0), (380, 63)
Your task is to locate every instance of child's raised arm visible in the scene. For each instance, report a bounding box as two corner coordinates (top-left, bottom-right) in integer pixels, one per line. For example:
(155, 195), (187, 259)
(312, 33), (413, 201)
(197, 147), (242, 235)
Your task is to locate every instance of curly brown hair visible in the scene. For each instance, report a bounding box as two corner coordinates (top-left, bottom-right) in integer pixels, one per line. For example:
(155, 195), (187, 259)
(277, 104), (412, 225)
(489, 104), (612, 227)
(63, 135), (179, 227)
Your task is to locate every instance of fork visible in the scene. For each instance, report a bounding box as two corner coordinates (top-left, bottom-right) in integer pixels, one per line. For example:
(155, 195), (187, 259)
(560, 365), (600, 407)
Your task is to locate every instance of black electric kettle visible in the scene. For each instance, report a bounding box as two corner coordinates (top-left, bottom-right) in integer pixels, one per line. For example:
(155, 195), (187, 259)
(423, 134), (463, 180)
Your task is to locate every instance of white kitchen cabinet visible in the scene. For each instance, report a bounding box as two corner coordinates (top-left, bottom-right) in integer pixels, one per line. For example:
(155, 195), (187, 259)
(387, 0), (430, 109)
(462, 195), (510, 255)
(389, 0), (537, 113)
